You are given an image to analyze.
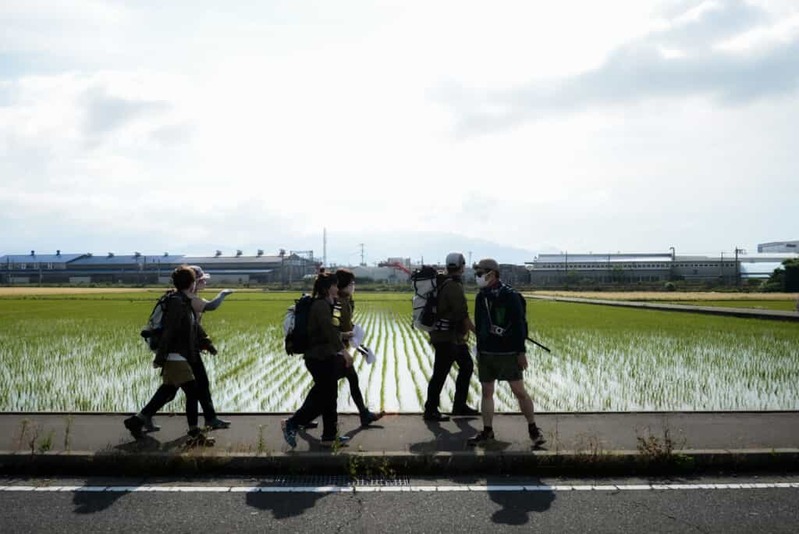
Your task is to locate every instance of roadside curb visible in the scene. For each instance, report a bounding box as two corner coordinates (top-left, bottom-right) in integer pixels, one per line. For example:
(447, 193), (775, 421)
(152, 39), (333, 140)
(3, 448), (799, 478)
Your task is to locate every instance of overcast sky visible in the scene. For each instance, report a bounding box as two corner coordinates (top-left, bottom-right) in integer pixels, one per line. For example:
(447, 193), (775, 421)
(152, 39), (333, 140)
(1, 0), (797, 266)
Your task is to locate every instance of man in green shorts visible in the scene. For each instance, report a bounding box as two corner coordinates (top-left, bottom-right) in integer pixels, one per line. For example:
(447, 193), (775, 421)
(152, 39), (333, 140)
(467, 258), (545, 448)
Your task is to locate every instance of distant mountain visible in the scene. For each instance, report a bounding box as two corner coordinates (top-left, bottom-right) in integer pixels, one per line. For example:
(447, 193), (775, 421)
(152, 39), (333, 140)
(308, 230), (542, 267)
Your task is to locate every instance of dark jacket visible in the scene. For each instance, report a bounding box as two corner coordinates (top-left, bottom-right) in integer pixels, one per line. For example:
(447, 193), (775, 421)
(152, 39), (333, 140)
(154, 291), (202, 367)
(336, 295), (354, 347)
(474, 282), (525, 355)
(305, 298), (345, 361)
(429, 276), (469, 345)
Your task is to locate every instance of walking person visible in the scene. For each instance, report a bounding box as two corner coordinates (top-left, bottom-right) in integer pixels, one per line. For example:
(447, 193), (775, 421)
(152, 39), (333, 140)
(186, 265), (233, 430)
(423, 252), (479, 422)
(124, 265), (214, 445)
(334, 268), (383, 427)
(466, 258), (545, 448)
(282, 271), (353, 448)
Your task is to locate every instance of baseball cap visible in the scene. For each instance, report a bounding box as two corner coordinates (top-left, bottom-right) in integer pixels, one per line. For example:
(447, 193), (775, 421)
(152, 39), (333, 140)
(190, 265), (211, 280)
(445, 252), (466, 269)
(473, 258), (500, 273)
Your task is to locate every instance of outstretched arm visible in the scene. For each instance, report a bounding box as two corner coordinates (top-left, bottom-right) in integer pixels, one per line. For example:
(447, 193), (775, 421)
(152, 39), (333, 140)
(202, 289), (234, 312)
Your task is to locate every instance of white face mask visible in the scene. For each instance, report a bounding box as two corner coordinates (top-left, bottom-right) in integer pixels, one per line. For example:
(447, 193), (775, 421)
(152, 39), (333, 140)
(476, 274), (490, 288)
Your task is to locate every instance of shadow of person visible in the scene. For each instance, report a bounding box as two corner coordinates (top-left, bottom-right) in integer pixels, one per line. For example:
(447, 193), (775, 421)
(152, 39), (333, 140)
(245, 482), (327, 519)
(485, 476), (555, 526)
(72, 478), (141, 514)
(113, 435), (161, 453)
(409, 418), (483, 453)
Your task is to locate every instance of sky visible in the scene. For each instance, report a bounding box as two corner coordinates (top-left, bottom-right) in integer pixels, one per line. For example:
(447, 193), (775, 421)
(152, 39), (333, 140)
(1, 0), (798, 266)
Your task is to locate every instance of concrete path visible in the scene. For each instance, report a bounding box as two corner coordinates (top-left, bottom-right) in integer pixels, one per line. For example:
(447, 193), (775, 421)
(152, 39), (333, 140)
(528, 295), (799, 321)
(2, 412), (798, 477)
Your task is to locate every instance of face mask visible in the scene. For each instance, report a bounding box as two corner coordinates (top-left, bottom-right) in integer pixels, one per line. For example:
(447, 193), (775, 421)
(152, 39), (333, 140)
(476, 274), (490, 288)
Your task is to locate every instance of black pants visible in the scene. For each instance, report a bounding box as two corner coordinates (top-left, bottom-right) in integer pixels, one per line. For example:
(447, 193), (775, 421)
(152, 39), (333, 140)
(141, 380), (199, 428)
(289, 355), (345, 440)
(424, 342), (474, 413)
(161, 354), (217, 423)
(345, 366), (367, 414)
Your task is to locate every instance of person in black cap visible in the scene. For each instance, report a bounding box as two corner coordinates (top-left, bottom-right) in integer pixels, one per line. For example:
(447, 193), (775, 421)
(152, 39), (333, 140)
(423, 251), (479, 421)
(467, 258), (545, 448)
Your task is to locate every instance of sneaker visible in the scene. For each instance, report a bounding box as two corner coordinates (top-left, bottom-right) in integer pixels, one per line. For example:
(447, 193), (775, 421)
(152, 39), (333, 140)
(186, 427), (215, 447)
(123, 415), (145, 439)
(205, 417), (231, 430)
(423, 411), (450, 422)
(451, 405), (480, 417)
(142, 416), (160, 433)
(360, 410), (385, 427)
(529, 424), (547, 447)
(467, 429), (495, 446)
(320, 435), (351, 448)
(281, 419), (298, 448)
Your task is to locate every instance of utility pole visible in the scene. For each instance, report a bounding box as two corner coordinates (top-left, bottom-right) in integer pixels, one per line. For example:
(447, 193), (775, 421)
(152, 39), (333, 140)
(359, 243), (365, 267)
(323, 227), (327, 269)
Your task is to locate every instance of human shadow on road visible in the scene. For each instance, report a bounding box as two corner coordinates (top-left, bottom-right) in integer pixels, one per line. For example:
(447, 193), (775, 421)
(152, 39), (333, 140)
(245, 481), (327, 519)
(72, 478), (140, 514)
(485, 475), (555, 526)
(409, 417), (511, 453)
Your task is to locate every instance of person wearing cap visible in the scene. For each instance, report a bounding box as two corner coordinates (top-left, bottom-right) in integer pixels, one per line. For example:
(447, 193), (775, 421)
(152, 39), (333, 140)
(124, 265), (215, 446)
(467, 258), (546, 448)
(423, 252), (479, 422)
(334, 268), (384, 427)
(182, 266), (233, 430)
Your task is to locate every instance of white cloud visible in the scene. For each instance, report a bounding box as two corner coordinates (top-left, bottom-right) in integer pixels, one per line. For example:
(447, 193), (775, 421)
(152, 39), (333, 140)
(1, 1), (798, 263)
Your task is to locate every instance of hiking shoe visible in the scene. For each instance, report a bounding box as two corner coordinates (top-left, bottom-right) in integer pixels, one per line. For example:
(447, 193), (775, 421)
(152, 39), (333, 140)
(281, 419), (298, 448)
(123, 416), (145, 439)
(186, 427), (215, 447)
(423, 411), (450, 422)
(205, 417), (231, 430)
(142, 416), (160, 433)
(320, 435), (351, 448)
(529, 424), (547, 447)
(467, 429), (495, 446)
(451, 405), (480, 417)
(360, 410), (385, 427)
(299, 420), (319, 430)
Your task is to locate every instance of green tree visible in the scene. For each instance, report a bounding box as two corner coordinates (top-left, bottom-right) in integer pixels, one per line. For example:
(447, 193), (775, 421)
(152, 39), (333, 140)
(764, 259), (799, 292)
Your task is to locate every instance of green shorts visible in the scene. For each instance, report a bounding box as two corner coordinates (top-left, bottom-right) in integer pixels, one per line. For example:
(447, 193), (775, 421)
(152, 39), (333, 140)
(477, 352), (524, 383)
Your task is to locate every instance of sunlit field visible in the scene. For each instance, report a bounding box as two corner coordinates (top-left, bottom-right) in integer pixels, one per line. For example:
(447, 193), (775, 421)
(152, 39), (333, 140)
(0, 289), (797, 413)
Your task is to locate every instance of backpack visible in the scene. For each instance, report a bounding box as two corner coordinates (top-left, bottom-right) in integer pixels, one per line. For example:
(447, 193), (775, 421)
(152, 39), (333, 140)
(140, 290), (176, 351)
(411, 266), (450, 331)
(284, 294), (314, 355)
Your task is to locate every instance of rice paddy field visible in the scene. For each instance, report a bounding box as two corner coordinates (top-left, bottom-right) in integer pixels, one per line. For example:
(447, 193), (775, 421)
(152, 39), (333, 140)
(0, 288), (797, 413)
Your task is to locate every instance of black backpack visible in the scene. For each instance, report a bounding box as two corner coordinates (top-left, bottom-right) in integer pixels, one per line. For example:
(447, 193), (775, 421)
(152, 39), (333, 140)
(140, 290), (177, 351)
(284, 294), (314, 355)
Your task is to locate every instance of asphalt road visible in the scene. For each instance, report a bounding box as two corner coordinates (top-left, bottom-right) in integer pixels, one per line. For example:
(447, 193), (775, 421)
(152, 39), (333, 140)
(2, 476), (798, 533)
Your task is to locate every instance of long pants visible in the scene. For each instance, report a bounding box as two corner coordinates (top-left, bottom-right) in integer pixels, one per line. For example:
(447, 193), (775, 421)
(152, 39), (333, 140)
(141, 380), (200, 428)
(289, 356), (345, 440)
(345, 366), (367, 414)
(424, 342), (474, 413)
(161, 354), (218, 423)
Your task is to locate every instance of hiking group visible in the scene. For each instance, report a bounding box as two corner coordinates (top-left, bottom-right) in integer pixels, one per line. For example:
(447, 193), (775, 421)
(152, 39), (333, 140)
(123, 251), (546, 450)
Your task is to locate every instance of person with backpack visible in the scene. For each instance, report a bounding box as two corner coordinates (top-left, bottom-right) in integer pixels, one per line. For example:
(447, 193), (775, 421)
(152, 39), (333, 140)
(467, 258), (546, 448)
(423, 252), (479, 422)
(334, 268), (383, 427)
(282, 270), (354, 448)
(186, 265), (232, 430)
(124, 265), (215, 445)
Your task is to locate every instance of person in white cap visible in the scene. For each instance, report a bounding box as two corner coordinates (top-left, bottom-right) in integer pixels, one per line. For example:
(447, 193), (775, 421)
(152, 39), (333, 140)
(423, 252), (479, 421)
(184, 265), (233, 430)
(467, 258), (545, 448)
